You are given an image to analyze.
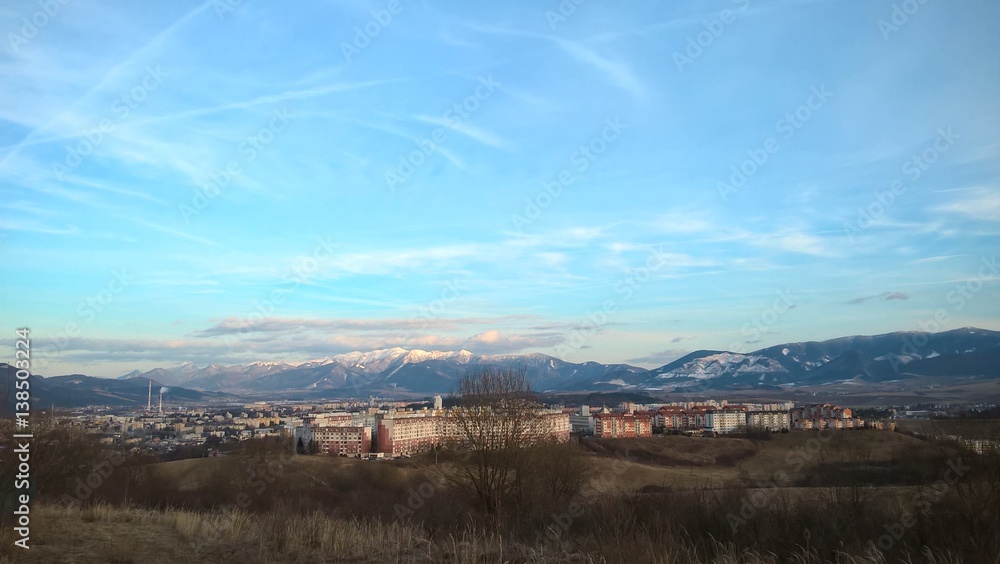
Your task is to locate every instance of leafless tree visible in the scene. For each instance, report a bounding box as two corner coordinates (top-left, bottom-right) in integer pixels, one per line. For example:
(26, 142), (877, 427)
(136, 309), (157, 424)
(444, 366), (543, 518)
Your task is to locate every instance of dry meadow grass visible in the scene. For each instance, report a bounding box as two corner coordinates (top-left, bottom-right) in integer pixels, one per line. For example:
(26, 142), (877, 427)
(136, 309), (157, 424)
(2, 430), (996, 563)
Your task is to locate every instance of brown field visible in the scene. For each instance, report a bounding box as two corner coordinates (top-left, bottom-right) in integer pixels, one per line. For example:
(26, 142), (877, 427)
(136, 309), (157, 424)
(573, 430), (939, 490)
(895, 419), (1000, 440)
(3, 429), (998, 563)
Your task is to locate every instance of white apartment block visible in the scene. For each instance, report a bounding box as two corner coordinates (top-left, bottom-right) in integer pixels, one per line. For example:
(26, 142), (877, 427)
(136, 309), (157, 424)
(704, 410), (747, 434)
(746, 410), (790, 431)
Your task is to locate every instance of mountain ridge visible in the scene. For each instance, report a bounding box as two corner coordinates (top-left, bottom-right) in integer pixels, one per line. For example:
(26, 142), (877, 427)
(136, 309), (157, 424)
(10, 328), (1000, 403)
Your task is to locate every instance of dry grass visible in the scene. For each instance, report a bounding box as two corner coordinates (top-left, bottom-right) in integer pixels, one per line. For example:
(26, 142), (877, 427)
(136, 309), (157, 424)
(1, 430), (994, 563)
(572, 430), (931, 491)
(0, 496), (984, 564)
(1, 502), (550, 563)
(0, 502), (958, 564)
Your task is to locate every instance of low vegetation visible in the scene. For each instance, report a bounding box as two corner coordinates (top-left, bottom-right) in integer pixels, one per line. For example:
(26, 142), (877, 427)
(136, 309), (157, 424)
(2, 414), (999, 563)
(3, 376), (997, 562)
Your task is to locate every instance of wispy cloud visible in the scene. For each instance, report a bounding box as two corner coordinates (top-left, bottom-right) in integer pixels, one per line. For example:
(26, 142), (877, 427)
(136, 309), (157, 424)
(627, 348), (689, 366)
(192, 316), (507, 337)
(460, 22), (647, 99)
(910, 255), (964, 264)
(936, 188), (1000, 222)
(846, 291), (910, 305)
(133, 80), (392, 126)
(125, 217), (229, 249)
(0, 218), (80, 235)
(411, 114), (511, 149)
(550, 38), (647, 99)
(0, 0), (217, 168)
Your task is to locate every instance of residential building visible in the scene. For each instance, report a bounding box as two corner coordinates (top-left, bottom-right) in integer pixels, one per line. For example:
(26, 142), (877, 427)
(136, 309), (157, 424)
(377, 408), (571, 456)
(790, 403), (864, 430)
(704, 406), (747, 434)
(537, 410), (571, 442)
(569, 405), (593, 434)
(377, 412), (446, 457)
(593, 412), (652, 438)
(313, 425), (371, 457)
(746, 410), (791, 431)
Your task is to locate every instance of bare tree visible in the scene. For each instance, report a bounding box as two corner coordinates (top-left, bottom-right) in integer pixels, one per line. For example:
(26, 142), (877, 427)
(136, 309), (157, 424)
(444, 366), (543, 518)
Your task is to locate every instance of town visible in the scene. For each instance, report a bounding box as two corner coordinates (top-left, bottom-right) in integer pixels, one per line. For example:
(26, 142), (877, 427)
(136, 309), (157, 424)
(55, 394), (942, 461)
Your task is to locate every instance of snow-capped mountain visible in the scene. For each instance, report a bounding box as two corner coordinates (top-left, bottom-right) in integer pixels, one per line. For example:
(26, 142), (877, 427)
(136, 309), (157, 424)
(108, 328), (1000, 396)
(116, 347), (646, 395)
(646, 352), (792, 390)
(641, 327), (1000, 391)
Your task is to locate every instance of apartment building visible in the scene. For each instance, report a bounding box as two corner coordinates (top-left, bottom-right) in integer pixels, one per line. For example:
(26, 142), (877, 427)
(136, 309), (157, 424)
(746, 410), (791, 431)
(791, 403), (862, 430)
(569, 405), (594, 434)
(377, 412), (447, 457)
(377, 409), (571, 456)
(703, 406), (747, 434)
(537, 410), (572, 442)
(593, 412), (652, 438)
(794, 403), (853, 420)
(313, 425), (371, 457)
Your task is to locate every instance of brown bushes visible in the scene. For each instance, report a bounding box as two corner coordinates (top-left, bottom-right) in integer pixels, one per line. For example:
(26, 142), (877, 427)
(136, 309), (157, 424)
(5, 429), (999, 563)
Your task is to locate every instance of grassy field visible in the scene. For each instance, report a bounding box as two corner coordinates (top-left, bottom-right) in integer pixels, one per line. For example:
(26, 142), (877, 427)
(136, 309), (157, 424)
(573, 430), (938, 490)
(895, 419), (1000, 440)
(153, 430), (949, 496)
(3, 429), (996, 563)
(5, 502), (482, 564)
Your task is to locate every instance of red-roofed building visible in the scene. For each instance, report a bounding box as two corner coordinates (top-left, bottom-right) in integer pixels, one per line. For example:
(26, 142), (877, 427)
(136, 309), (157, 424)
(593, 412), (652, 438)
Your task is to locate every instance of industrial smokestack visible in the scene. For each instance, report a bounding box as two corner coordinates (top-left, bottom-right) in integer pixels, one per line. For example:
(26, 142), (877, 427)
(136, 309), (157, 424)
(147, 381), (152, 412)
(159, 387), (168, 415)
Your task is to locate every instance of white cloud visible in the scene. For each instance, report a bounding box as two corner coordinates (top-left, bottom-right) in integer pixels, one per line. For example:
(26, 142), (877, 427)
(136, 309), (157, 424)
(937, 188), (1000, 222)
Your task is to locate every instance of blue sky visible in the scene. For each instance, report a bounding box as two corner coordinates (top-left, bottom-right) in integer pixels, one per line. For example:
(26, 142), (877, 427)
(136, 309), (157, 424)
(2, 0), (998, 377)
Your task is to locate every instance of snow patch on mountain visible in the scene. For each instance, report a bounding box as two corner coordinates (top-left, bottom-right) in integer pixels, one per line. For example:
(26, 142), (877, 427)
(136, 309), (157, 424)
(598, 378), (628, 387)
(655, 353), (789, 380)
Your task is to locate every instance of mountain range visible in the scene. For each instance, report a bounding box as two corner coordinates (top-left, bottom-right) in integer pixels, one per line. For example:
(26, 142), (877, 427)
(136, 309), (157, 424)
(5, 328), (1000, 407)
(0, 362), (228, 411)
(113, 348), (647, 396)
(644, 327), (1000, 391)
